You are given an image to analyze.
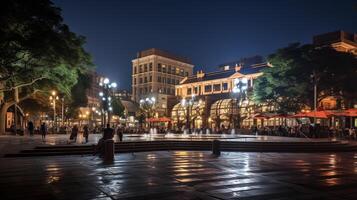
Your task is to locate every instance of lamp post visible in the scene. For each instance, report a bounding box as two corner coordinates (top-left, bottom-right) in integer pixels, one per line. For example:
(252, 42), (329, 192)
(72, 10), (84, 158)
(232, 77), (248, 131)
(61, 97), (64, 126)
(310, 71), (319, 125)
(181, 94), (195, 134)
(139, 96), (156, 128)
(49, 91), (59, 133)
(99, 78), (117, 127)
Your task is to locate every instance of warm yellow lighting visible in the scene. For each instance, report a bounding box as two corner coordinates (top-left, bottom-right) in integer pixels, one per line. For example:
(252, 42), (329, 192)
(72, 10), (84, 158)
(85, 111), (89, 115)
(51, 91), (56, 96)
(49, 96), (53, 100)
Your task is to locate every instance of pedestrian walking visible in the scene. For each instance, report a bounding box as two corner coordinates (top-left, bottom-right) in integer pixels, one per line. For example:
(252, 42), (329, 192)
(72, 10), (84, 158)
(28, 121), (34, 136)
(83, 125), (89, 143)
(40, 123), (47, 142)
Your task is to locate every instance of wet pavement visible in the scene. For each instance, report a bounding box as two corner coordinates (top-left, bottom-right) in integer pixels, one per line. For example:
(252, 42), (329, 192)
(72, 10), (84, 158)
(1, 151), (357, 199)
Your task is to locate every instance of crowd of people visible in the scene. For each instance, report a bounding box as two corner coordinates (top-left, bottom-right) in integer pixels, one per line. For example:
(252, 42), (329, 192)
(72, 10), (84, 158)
(24, 121), (357, 142)
(250, 124), (357, 139)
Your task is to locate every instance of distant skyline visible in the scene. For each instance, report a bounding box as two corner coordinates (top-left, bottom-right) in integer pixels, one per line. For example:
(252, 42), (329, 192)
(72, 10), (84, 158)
(54, 0), (357, 89)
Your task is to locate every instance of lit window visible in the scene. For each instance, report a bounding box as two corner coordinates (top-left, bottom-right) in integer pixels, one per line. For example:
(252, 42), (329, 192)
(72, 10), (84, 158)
(213, 84), (221, 91)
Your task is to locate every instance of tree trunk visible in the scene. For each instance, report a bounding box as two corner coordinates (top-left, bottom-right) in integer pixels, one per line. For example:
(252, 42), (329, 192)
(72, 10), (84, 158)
(0, 102), (14, 134)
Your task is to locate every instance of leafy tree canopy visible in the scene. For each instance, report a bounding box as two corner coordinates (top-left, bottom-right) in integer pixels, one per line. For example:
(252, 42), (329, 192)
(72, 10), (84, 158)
(0, 0), (92, 98)
(253, 43), (357, 113)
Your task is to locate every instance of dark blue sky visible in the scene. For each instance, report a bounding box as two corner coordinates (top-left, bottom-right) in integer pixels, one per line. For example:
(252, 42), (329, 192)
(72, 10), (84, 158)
(54, 0), (357, 89)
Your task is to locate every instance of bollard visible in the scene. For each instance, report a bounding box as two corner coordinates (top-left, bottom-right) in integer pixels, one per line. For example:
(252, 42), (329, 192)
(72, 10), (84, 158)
(212, 139), (221, 156)
(103, 139), (114, 164)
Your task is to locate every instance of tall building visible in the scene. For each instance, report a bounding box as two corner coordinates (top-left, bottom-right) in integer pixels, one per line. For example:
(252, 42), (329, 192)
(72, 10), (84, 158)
(313, 30), (357, 55)
(132, 48), (194, 116)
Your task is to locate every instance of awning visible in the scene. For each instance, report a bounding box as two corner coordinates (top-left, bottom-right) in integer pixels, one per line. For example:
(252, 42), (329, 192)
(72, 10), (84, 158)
(329, 108), (357, 117)
(146, 117), (172, 123)
(292, 111), (329, 119)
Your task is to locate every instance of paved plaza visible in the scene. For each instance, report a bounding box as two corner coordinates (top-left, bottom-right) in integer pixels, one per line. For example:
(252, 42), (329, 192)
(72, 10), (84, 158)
(1, 151), (357, 199)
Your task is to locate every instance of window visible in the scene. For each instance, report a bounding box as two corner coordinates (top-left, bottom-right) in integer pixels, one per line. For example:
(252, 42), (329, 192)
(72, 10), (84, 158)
(222, 82), (228, 90)
(204, 85), (212, 92)
(176, 68), (180, 75)
(194, 87), (199, 94)
(167, 78), (171, 84)
(185, 72), (189, 77)
(139, 65), (143, 73)
(176, 79), (179, 84)
(157, 76), (161, 82)
(187, 88), (192, 95)
(144, 64), (148, 72)
(134, 66), (137, 74)
(144, 77), (147, 83)
(162, 65), (166, 73)
(139, 78), (143, 84)
(149, 63), (153, 71)
(144, 87), (148, 93)
(168, 66), (171, 74)
(180, 69), (184, 76)
(172, 67), (176, 74)
(162, 77), (166, 83)
(213, 84), (221, 91)
(158, 63), (162, 72)
(149, 76), (152, 82)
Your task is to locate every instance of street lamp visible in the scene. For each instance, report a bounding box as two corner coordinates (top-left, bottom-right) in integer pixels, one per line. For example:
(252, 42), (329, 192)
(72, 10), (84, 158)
(98, 77), (117, 126)
(139, 96), (156, 128)
(231, 77), (248, 130)
(49, 91), (59, 133)
(181, 95), (195, 134)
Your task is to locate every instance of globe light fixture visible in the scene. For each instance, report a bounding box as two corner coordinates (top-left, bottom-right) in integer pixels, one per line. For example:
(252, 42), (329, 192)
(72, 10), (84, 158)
(103, 78), (110, 84)
(111, 82), (117, 88)
(99, 92), (104, 97)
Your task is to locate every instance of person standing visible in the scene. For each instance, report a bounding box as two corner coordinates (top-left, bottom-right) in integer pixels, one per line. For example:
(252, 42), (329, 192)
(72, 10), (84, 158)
(117, 125), (123, 142)
(103, 123), (114, 140)
(28, 121), (34, 136)
(40, 123), (47, 142)
(70, 125), (79, 143)
(83, 125), (89, 143)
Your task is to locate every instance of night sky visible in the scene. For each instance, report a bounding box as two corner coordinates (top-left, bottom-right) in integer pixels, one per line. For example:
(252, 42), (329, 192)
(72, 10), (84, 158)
(54, 0), (357, 90)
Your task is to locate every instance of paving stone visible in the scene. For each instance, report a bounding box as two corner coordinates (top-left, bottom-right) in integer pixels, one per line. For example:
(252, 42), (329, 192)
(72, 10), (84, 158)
(1, 151), (357, 199)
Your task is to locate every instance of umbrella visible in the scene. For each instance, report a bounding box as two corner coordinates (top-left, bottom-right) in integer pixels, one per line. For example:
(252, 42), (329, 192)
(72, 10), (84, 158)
(293, 111), (329, 119)
(146, 117), (171, 123)
(251, 113), (270, 119)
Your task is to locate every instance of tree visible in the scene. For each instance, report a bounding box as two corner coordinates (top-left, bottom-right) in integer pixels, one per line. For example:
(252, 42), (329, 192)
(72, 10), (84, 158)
(112, 98), (124, 117)
(0, 0), (92, 133)
(253, 43), (357, 113)
(65, 72), (92, 120)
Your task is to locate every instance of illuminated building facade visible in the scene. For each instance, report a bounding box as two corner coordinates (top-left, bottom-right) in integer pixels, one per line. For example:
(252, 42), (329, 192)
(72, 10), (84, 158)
(173, 58), (271, 129)
(132, 48), (194, 117)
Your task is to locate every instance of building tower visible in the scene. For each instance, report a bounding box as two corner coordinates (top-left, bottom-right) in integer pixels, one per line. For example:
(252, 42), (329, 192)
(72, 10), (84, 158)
(131, 48), (194, 117)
